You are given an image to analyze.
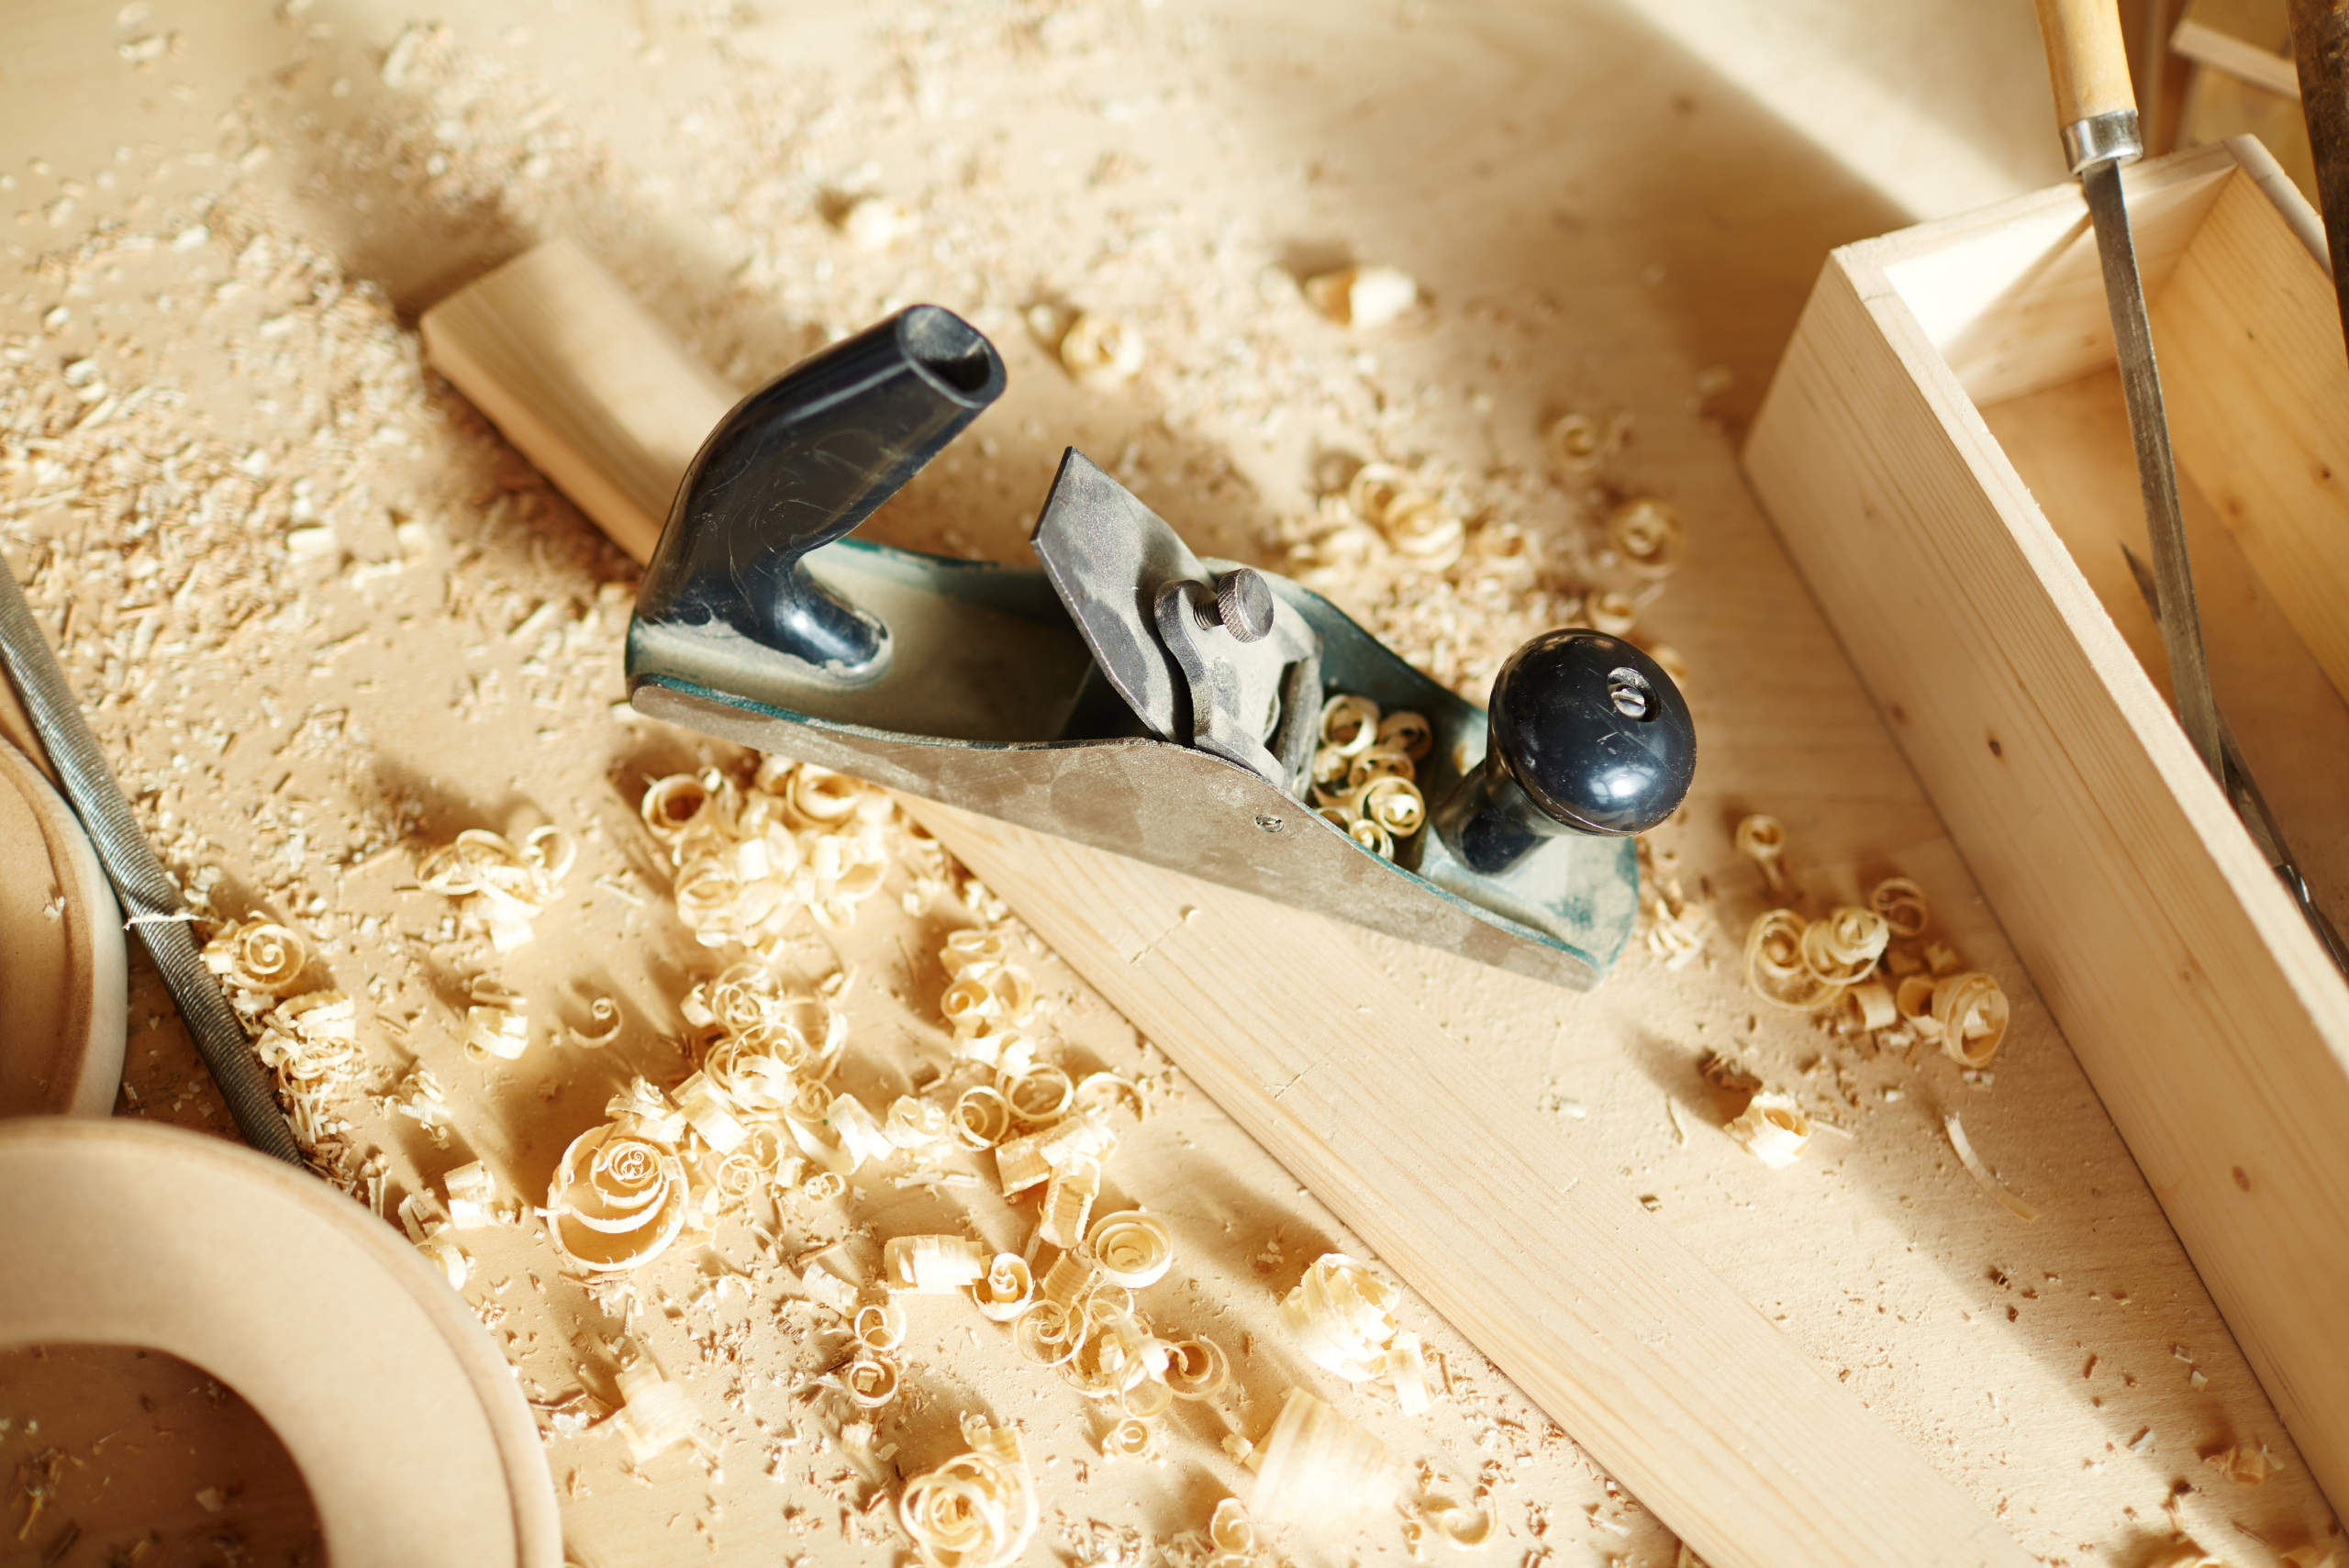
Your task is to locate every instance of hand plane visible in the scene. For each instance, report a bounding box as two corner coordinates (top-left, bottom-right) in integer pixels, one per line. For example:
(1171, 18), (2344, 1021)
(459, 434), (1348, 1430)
(624, 306), (1695, 989)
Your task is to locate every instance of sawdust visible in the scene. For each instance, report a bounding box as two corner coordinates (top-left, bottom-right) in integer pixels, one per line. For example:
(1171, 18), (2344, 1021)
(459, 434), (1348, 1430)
(0, 3), (2334, 1565)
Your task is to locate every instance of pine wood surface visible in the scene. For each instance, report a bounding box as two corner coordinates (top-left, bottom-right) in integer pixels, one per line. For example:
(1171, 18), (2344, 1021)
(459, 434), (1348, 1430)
(3, 4), (2340, 1565)
(907, 799), (2038, 1568)
(2174, 0), (2302, 97)
(1743, 142), (2349, 1527)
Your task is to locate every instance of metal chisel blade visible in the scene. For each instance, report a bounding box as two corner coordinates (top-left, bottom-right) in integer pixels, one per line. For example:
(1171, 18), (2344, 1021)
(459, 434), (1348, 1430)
(2081, 159), (2227, 783)
(2120, 540), (2349, 977)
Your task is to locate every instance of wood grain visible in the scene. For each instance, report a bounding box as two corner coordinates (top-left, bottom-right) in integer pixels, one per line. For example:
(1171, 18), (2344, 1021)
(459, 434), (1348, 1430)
(419, 238), (739, 564)
(906, 798), (2039, 1568)
(2156, 167), (2349, 707)
(1743, 143), (2349, 1522)
(2037, 0), (2144, 128)
(426, 238), (2042, 1568)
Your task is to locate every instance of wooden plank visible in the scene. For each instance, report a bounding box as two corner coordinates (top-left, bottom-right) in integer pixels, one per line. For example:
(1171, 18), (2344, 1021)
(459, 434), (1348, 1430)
(423, 238), (2043, 1568)
(1742, 149), (2349, 1520)
(2156, 167), (2349, 707)
(906, 799), (2036, 1568)
(2173, 0), (2300, 98)
(418, 239), (739, 564)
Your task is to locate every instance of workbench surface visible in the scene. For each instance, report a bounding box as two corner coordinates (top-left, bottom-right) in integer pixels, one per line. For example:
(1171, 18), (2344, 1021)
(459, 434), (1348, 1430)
(0, 2), (2335, 1564)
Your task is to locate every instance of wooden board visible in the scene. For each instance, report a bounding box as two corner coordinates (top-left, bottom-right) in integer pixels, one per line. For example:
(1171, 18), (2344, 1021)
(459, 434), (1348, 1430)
(2174, 0), (2299, 97)
(0, 738), (124, 1118)
(2156, 168), (2349, 709)
(425, 237), (2041, 1568)
(1743, 141), (2349, 1523)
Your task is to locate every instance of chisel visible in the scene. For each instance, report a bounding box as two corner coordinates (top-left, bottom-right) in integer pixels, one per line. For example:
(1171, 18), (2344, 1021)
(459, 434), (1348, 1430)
(2032, 0), (2227, 783)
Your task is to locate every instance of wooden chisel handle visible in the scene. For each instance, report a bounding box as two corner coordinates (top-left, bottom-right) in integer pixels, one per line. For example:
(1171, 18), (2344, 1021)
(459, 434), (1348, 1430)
(2033, 0), (2143, 169)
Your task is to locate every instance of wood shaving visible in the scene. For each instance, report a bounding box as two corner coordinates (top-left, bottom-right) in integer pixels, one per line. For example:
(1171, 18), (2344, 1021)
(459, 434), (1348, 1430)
(1868, 875), (1931, 939)
(1101, 1416), (1156, 1460)
(1245, 1388), (1396, 1533)
(1731, 815), (1787, 893)
(1059, 312), (1146, 387)
(612, 1357), (704, 1462)
(416, 825), (575, 952)
(1279, 1254), (1431, 1412)
(546, 1117), (692, 1273)
(1642, 876), (1714, 970)
(1606, 498), (1684, 580)
(972, 1253), (1037, 1322)
(884, 1235), (991, 1294)
(898, 1415), (1038, 1568)
(1542, 410), (1631, 477)
(1308, 691), (1431, 860)
(1305, 266), (1419, 329)
(1944, 1114), (2036, 1222)
(642, 761), (895, 951)
(1085, 1210), (1174, 1289)
(1931, 973), (2010, 1069)
(1723, 1090), (1812, 1170)
(2202, 1442), (2281, 1485)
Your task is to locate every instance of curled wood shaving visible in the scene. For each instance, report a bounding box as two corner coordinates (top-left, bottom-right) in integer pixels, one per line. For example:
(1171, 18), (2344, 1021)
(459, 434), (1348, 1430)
(1209, 1498), (1258, 1556)
(417, 826), (575, 952)
(1014, 1301), (1085, 1367)
(1642, 876), (1714, 970)
(1732, 816), (1786, 892)
(2202, 1442), (2281, 1485)
(643, 760), (895, 951)
(994, 1112), (1115, 1196)
(1842, 980), (1896, 1032)
(1800, 906), (1891, 985)
(547, 1119), (691, 1273)
(673, 1071), (747, 1152)
(855, 1301), (907, 1351)
(1038, 1155), (1104, 1249)
(1118, 1375), (1174, 1421)
(1101, 1416), (1155, 1460)
(567, 995), (623, 1049)
(844, 1354), (900, 1407)
(1607, 497), (1684, 579)
(462, 994), (529, 1062)
(441, 1159), (503, 1229)
(1868, 875), (1931, 939)
(1724, 1091), (1812, 1170)
(1310, 691), (1431, 860)
(1163, 1336), (1230, 1401)
(1059, 312), (1145, 386)
(1743, 910), (1839, 1011)
(1543, 410), (1631, 476)
(1042, 1251), (1103, 1308)
(1586, 590), (1637, 637)
(952, 1085), (1015, 1150)
(885, 1235), (991, 1294)
(898, 1415), (1038, 1568)
(202, 917), (313, 996)
(1279, 1254), (1430, 1410)
(972, 1253), (1036, 1322)
(1944, 1114), (2035, 1222)
(1246, 1388), (1395, 1532)
(613, 1357), (703, 1462)
(1085, 1210), (1174, 1289)
(1932, 973), (2009, 1068)
(1305, 265), (1418, 328)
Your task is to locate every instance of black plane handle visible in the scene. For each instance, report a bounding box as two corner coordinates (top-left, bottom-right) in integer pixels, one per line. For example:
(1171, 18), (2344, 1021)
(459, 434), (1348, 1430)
(637, 305), (1005, 681)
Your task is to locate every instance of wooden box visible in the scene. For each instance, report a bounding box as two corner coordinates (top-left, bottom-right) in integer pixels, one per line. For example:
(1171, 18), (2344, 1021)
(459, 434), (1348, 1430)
(1744, 138), (2349, 1520)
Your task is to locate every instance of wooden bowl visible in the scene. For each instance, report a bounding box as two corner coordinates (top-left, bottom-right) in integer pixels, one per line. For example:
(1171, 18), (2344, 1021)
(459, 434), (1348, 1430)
(0, 738), (125, 1116)
(0, 1118), (563, 1568)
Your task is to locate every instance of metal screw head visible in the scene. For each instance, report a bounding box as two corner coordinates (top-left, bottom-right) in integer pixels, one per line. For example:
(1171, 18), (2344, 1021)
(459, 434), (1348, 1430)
(1253, 812), (1285, 833)
(1215, 568), (1276, 643)
(1607, 666), (1652, 720)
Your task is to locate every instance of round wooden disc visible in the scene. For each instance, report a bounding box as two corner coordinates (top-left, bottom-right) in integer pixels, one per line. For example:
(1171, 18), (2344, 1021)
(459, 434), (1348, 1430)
(0, 739), (126, 1117)
(0, 1118), (562, 1568)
